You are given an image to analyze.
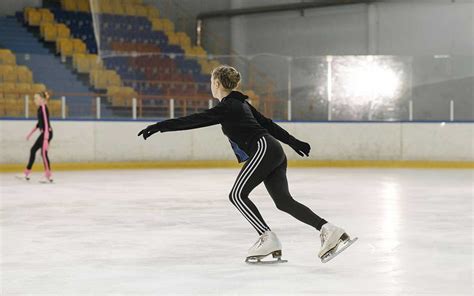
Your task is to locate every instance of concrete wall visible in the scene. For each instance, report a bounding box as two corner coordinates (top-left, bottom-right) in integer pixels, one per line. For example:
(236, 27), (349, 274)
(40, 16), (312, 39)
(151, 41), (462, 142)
(1, 120), (472, 164)
(229, 0), (474, 56)
(0, 0), (40, 16)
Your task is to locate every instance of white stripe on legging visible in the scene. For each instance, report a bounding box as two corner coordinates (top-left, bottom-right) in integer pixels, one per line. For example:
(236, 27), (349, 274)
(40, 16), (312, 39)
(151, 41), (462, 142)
(235, 137), (268, 230)
(231, 137), (268, 233)
(230, 139), (265, 233)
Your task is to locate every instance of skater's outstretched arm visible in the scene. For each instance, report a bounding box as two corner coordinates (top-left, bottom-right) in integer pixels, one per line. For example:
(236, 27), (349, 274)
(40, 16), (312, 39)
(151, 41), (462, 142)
(26, 127), (38, 141)
(138, 100), (230, 140)
(246, 102), (311, 157)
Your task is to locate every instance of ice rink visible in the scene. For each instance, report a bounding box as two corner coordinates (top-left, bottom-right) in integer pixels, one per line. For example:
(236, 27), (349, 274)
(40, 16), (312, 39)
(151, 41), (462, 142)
(1, 168), (473, 295)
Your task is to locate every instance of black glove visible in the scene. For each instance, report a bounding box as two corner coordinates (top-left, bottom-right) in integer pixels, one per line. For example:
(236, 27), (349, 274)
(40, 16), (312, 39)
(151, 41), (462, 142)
(137, 123), (161, 140)
(290, 139), (311, 157)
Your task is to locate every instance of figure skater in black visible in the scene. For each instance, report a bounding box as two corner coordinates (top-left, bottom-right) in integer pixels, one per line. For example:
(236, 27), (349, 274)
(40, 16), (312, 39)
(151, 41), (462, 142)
(138, 65), (356, 263)
(17, 91), (54, 183)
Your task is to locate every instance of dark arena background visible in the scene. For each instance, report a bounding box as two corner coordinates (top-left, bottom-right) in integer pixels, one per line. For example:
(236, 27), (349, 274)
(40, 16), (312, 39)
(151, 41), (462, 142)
(1, 0), (473, 295)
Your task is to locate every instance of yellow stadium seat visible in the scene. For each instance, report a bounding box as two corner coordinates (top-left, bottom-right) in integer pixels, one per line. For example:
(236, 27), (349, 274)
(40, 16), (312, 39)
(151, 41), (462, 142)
(107, 71), (121, 87)
(150, 18), (161, 30)
(89, 69), (99, 87)
(107, 86), (121, 105)
(98, 1), (113, 14)
(176, 32), (191, 48)
(161, 19), (175, 33)
(5, 53), (16, 65)
(42, 22), (58, 41)
(3, 67), (17, 83)
(0, 65), (13, 81)
(58, 39), (73, 57)
(90, 70), (108, 89)
(134, 5), (147, 17)
(108, 86), (137, 107)
(167, 32), (179, 45)
(110, 0), (121, 6)
(111, 5), (125, 15)
(2, 83), (17, 99)
(208, 60), (220, 72)
(89, 55), (103, 70)
(77, 0), (90, 12)
(107, 86), (121, 96)
(124, 5), (137, 16)
(61, 0), (77, 11)
(77, 56), (90, 73)
(31, 83), (46, 93)
(97, 73), (108, 89)
(56, 38), (68, 54)
(27, 10), (41, 26)
(16, 83), (32, 96)
(39, 9), (54, 23)
(23, 7), (36, 24)
(72, 53), (86, 70)
(194, 46), (206, 57)
(40, 21), (49, 37)
(72, 39), (87, 54)
(4, 99), (24, 116)
(16, 66), (33, 83)
(49, 99), (64, 117)
(57, 24), (71, 39)
(0, 52), (16, 65)
(145, 5), (159, 18)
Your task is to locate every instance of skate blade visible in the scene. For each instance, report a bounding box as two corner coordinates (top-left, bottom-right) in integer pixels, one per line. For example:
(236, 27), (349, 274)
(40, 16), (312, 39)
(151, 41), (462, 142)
(15, 175), (30, 181)
(321, 237), (358, 263)
(245, 250), (288, 264)
(245, 257), (288, 264)
(39, 179), (53, 184)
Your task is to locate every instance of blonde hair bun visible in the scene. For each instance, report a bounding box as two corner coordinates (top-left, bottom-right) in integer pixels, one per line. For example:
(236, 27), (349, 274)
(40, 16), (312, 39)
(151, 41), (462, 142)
(211, 65), (241, 90)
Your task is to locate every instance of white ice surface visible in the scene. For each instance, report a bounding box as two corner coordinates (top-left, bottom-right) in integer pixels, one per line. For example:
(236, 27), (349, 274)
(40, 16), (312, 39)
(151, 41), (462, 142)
(1, 168), (473, 295)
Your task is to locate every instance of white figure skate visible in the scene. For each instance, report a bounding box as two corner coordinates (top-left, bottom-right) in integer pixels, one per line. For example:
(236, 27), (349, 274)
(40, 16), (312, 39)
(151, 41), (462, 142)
(39, 176), (54, 184)
(318, 223), (358, 263)
(15, 174), (30, 181)
(245, 231), (287, 264)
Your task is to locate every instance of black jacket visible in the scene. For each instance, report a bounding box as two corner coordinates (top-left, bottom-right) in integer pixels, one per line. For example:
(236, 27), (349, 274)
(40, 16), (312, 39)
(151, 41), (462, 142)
(155, 91), (300, 162)
(36, 105), (52, 132)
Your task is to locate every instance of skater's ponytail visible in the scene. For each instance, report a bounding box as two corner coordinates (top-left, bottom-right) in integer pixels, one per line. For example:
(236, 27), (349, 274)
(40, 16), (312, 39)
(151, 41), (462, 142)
(211, 65), (241, 90)
(36, 91), (50, 103)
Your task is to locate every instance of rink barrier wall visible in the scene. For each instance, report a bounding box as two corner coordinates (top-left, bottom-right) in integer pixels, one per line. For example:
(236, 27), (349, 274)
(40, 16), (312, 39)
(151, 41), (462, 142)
(0, 160), (473, 173)
(1, 119), (473, 171)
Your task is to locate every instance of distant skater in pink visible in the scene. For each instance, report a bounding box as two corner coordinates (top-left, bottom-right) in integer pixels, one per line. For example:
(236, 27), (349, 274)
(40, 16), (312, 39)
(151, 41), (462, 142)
(16, 91), (54, 183)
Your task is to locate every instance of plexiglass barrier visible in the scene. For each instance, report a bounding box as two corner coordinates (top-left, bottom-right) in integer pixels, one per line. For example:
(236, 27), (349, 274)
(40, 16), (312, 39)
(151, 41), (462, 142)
(1, 52), (472, 122)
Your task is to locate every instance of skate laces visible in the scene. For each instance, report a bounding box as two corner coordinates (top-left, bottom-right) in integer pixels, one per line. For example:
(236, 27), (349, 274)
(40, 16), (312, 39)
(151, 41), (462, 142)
(254, 233), (269, 249)
(320, 229), (329, 246)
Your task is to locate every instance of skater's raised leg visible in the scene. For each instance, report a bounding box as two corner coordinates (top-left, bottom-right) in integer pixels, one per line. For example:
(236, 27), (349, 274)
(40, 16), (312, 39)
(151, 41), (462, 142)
(264, 157), (327, 231)
(318, 222), (358, 263)
(263, 155), (357, 262)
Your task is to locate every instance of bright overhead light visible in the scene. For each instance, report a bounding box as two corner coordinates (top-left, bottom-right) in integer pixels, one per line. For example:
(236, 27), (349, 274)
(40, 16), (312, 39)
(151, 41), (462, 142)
(333, 56), (403, 106)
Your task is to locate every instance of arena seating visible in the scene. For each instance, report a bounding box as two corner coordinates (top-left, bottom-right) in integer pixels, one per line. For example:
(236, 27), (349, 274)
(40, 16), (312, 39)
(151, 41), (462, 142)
(0, 48), (62, 117)
(1, 0), (260, 117)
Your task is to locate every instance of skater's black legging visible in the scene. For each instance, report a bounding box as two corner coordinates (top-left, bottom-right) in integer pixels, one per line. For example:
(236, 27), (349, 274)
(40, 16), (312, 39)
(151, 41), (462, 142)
(229, 134), (327, 235)
(27, 131), (53, 171)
